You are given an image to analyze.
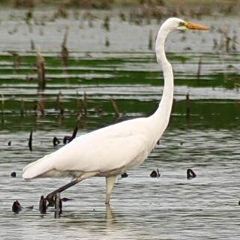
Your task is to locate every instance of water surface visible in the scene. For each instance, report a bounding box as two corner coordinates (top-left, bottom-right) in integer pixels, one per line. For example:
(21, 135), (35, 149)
(0, 9), (240, 240)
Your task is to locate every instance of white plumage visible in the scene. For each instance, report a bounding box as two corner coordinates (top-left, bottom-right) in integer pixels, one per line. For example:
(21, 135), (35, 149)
(23, 17), (208, 204)
(23, 118), (157, 178)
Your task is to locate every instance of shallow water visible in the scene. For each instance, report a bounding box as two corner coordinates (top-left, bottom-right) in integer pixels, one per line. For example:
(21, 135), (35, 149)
(0, 8), (240, 240)
(1, 129), (240, 239)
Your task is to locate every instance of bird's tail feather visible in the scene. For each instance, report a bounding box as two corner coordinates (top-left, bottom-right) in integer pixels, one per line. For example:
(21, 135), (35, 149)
(22, 154), (54, 179)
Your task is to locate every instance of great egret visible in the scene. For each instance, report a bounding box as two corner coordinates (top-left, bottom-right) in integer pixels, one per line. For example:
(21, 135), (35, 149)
(23, 18), (208, 205)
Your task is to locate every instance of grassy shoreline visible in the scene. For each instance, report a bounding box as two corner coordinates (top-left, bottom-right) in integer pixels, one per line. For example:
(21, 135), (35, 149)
(2, 0), (240, 16)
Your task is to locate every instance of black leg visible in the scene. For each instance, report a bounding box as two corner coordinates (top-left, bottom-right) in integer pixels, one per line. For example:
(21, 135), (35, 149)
(46, 178), (79, 203)
(45, 172), (99, 205)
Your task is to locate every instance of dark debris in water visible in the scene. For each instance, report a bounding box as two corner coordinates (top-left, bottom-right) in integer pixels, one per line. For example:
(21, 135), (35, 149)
(53, 136), (60, 146)
(39, 195), (47, 214)
(187, 168), (197, 180)
(12, 200), (34, 213)
(10, 171), (16, 177)
(121, 172), (128, 178)
(28, 130), (33, 152)
(61, 197), (73, 202)
(150, 168), (160, 178)
(12, 200), (22, 214)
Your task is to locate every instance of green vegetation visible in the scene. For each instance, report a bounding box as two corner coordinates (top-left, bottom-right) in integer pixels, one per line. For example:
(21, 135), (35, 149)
(1, 50), (240, 132)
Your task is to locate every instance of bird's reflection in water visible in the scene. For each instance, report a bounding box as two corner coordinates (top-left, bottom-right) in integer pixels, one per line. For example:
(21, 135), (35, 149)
(105, 205), (115, 226)
(57, 204), (118, 226)
(53, 205), (130, 239)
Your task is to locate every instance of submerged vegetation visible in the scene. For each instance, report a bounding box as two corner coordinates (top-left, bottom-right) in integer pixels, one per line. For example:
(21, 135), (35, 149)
(1, 50), (240, 132)
(0, 1), (239, 132)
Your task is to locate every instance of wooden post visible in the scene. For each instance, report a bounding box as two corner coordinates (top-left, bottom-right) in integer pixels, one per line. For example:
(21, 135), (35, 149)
(54, 193), (62, 218)
(61, 26), (69, 68)
(111, 99), (120, 119)
(148, 29), (153, 50)
(28, 130), (33, 151)
(197, 57), (202, 79)
(39, 195), (47, 214)
(1, 94), (5, 119)
(37, 50), (46, 92)
(186, 92), (191, 120)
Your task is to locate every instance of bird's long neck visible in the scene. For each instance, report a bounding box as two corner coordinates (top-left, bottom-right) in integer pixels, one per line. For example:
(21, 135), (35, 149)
(151, 26), (174, 133)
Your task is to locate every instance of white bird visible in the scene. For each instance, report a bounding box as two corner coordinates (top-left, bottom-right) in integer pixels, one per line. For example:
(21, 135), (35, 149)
(23, 18), (208, 205)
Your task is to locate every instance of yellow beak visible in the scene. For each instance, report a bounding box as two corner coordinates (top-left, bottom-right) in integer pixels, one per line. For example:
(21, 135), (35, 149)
(186, 22), (209, 30)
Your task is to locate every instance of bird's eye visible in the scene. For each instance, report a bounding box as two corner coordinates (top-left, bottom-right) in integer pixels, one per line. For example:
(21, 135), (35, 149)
(178, 21), (186, 27)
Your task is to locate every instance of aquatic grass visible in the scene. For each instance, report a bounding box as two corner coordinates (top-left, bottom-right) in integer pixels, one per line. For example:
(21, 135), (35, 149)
(1, 49), (240, 132)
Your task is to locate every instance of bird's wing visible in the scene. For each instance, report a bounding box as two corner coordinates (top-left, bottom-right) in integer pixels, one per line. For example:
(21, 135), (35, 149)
(23, 132), (149, 179)
(59, 133), (149, 172)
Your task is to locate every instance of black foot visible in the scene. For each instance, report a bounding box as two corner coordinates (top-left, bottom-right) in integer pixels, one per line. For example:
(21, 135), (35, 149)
(46, 194), (56, 207)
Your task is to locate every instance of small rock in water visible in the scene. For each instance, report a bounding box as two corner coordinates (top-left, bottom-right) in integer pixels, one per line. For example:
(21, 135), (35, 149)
(187, 168), (197, 179)
(12, 200), (22, 213)
(150, 169), (160, 178)
(8, 141), (11, 146)
(10, 172), (16, 177)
